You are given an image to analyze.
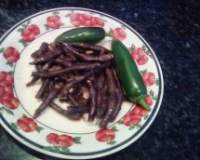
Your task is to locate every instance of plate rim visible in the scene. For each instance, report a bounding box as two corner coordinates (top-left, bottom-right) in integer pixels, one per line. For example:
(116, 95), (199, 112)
(0, 7), (164, 159)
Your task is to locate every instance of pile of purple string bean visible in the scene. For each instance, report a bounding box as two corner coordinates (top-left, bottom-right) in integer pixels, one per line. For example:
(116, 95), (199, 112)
(27, 42), (123, 128)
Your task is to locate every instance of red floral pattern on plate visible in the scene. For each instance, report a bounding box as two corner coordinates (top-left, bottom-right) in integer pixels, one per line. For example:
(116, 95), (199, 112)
(58, 134), (74, 148)
(123, 105), (150, 127)
(142, 72), (156, 86)
(46, 15), (63, 29)
(3, 47), (20, 63)
(96, 128), (115, 142)
(17, 115), (38, 132)
(70, 13), (104, 27)
(47, 133), (59, 145)
(145, 95), (153, 105)
(0, 71), (19, 109)
(47, 133), (78, 148)
(131, 48), (148, 65)
(123, 112), (141, 127)
(111, 27), (126, 41)
(21, 24), (40, 42)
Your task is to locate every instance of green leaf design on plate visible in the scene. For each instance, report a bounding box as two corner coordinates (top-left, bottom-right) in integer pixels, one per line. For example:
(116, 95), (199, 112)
(65, 13), (71, 17)
(17, 28), (24, 32)
(8, 71), (14, 75)
(6, 62), (14, 67)
(106, 29), (112, 37)
(74, 137), (81, 144)
(147, 51), (152, 57)
(22, 114), (27, 117)
(121, 24), (126, 29)
(4, 107), (14, 115)
(141, 45), (147, 52)
(144, 114), (149, 120)
(149, 89), (157, 100)
(129, 44), (135, 53)
(45, 146), (59, 152)
(140, 69), (147, 75)
(36, 126), (44, 133)
(60, 147), (70, 153)
(135, 124), (142, 128)
(18, 39), (27, 47)
(141, 45), (152, 57)
(10, 122), (18, 130)
(0, 48), (4, 53)
(0, 107), (4, 113)
(156, 79), (160, 85)
(52, 11), (59, 15)
(0, 107), (14, 115)
(111, 126), (118, 132)
(21, 20), (30, 28)
(90, 12), (95, 15)
(21, 24), (26, 28)
(107, 140), (116, 145)
(117, 119), (123, 124)
(44, 24), (50, 30)
(129, 124), (141, 130)
(45, 146), (70, 154)
(149, 89), (154, 97)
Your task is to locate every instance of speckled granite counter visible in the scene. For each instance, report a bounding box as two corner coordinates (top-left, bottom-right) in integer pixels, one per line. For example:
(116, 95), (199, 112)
(0, 0), (199, 160)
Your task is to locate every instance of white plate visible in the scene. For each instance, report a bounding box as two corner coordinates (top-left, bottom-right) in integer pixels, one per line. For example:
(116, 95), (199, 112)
(0, 7), (164, 159)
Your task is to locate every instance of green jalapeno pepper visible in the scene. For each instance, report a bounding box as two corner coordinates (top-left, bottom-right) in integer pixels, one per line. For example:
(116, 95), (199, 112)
(112, 40), (149, 110)
(55, 27), (105, 43)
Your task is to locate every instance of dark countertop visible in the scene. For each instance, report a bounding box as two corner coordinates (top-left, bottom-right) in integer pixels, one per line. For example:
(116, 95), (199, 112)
(0, 0), (199, 160)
